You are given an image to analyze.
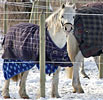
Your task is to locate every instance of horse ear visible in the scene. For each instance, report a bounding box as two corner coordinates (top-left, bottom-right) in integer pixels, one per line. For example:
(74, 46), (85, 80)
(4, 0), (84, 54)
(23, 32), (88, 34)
(62, 4), (65, 9)
(72, 4), (76, 9)
(66, 2), (70, 5)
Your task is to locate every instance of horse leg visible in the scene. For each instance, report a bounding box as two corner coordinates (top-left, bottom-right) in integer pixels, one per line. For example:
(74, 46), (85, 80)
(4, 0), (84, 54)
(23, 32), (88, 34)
(80, 58), (90, 79)
(19, 71), (29, 99)
(66, 33), (84, 93)
(2, 79), (10, 98)
(66, 32), (79, 79)
(94, 56), (99, 69)
(72, 51), (84, 93)
(51, 67), (60, 98)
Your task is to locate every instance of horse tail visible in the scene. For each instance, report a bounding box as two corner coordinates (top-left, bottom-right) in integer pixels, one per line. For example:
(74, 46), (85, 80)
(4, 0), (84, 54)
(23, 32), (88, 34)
(11, 74), (21, 82)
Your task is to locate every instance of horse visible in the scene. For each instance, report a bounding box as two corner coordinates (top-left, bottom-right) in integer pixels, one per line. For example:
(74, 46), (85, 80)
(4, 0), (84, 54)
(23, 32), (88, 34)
(1, 3), (75, 99)
(64, 3), (103, 93)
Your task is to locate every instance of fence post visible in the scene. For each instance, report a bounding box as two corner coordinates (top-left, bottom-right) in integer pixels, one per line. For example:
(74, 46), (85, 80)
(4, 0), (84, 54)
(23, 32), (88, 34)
(29, 1), (37, 23)
(99, 54), (103, 78)
(29, 0), (39, 24)
(35, 0), (39, 24)
(46, 0), (50, 18)
(39, 12), (46, 98)
(4, 2), (8, 34)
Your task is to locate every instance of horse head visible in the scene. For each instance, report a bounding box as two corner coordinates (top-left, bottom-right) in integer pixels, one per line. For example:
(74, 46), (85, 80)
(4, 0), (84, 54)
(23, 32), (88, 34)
(45, 2), (76, 48)
(59, 3), (76, 35)
(46, 2), (76, 34)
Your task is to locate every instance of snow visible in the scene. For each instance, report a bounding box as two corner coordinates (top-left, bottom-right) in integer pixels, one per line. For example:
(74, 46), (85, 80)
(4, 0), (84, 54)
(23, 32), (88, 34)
(0, 52), (103, 100)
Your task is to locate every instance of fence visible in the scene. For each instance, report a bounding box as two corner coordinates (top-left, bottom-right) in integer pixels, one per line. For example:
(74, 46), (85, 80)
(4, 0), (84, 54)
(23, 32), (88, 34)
(1, 0), (64, 98)
(1, 0), (103, 98)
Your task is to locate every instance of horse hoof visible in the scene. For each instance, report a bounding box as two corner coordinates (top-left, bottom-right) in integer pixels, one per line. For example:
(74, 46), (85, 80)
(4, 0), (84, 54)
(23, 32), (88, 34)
(73, 89), (84, 93)
(78, 89), (84, 93)
(3, 96), (10, 99)
(21, 96), (29, 99)
(20, 95), (29, 99)
(52, 94), (61, 98)
(73, 90), (76, 93)
(56, 95), (61, 98)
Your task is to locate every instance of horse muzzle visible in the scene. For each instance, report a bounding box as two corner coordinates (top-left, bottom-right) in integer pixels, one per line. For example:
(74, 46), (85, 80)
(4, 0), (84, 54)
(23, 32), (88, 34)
(63, 23), (74, 36)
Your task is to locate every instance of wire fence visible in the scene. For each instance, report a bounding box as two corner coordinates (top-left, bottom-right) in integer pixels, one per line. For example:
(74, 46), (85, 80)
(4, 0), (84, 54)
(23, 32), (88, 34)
(0, 1), (103, 16)
(0, 60), (100, 64)
(0, 19), (39, 21)
(1, 12), (103, 16)
(0, 0), (102, 64)
(0, 0), (103, 6)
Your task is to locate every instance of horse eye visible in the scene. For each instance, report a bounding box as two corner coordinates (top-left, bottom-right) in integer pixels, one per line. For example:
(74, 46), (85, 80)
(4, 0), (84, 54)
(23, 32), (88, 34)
(73, 16), (75, 19)
(61, 16), (64, 18)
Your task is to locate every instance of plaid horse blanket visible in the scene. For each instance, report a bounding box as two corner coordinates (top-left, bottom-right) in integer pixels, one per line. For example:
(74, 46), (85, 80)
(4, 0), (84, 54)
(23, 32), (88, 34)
(74, 3), (103, 58)
(2, 23), (72, 80)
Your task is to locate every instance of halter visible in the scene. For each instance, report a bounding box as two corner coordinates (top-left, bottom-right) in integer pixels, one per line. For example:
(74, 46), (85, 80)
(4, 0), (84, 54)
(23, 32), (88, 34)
(61, 22), (74, 37)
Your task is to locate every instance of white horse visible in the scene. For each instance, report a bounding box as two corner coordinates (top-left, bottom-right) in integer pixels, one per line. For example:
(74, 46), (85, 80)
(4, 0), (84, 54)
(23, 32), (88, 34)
(63, 3), (101, 93)
(2, 3), (75, 99)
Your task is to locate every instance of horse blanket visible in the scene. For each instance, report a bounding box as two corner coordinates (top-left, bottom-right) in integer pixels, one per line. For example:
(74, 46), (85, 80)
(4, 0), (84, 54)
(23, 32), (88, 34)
(74, 3), (103, 58)
(2, 23), (72, 80)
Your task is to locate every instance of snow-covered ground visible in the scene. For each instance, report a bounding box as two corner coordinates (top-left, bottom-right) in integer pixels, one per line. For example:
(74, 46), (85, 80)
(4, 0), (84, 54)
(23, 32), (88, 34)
(0, 53), (103, 100)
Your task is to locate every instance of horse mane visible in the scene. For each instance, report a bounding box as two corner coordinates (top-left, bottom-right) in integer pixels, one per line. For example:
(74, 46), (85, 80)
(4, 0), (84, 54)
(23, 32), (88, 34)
(45, 7), (62, 33)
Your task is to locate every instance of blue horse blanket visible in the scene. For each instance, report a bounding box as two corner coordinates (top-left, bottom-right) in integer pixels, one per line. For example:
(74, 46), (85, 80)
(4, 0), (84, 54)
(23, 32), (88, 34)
(2, 23), (72, 80)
